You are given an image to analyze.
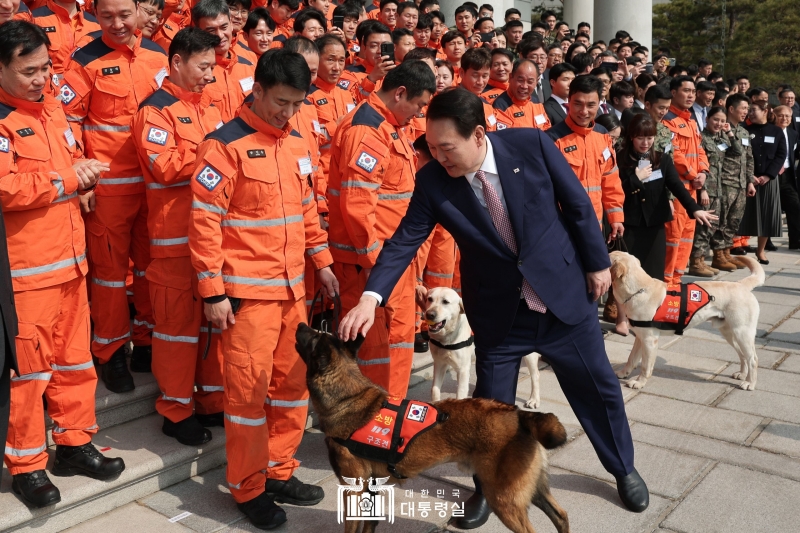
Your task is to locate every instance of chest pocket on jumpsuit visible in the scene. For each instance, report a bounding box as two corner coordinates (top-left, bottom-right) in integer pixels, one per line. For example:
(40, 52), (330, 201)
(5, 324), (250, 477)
(230, 148), (279, 215)
(93, 75), (134, 117)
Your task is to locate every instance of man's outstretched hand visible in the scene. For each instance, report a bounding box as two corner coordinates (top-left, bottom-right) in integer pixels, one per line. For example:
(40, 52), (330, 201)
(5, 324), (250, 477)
(586, 268), (611, 301)
(339, 294), (378, 340)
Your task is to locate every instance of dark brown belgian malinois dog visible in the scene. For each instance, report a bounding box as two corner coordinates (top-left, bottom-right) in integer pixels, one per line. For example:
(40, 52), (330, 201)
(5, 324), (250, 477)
(295, 323), (570, 533)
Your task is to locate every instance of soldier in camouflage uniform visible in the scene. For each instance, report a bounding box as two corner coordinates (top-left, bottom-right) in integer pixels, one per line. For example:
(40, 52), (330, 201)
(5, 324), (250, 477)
(654, 121), (673, 154)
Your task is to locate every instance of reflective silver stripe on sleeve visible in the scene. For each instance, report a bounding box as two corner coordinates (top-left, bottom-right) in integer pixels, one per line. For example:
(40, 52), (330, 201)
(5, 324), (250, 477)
(424, 270), (453, 278)
(680, 238), (694, 243)
(341, 180), (380, 190)
(665, 242), (679, 248)
(201, 325), (222, 334)
(328, 188), (340, 196)
(51, 360), (94, 371)
(329, 240), (380, 255)
(83, 124), (131, 132)
(264, 398), (309, 407)
(147, 180), (190, 190)
(153, 332), (199, 343)
(133, 319), (154, 329)
(93, 332), (131, 344)
(357, 357), (391, 366)
(198, 270), (221, 280)
(225, 413), (266, 426)
(148, 153), (158, 171)
(602, 165), (619, 175)
(52, 177), (65, 197)
(605, 208), (623, 214)
(11, 372), (52, 382)
(389, 342), (414, 350)
(192, 201), (228, 215)
(228, 481), (241, 489)
(301, 193), (314, 206)
(377, 192), (413, 200)
(162, 394), (192, 404)
(92, 277), (126, 288)
(53, 191), (78, 203)
(306, 244), (329, 256)
(196, 385), (224, 392)
(133, 268), (146, 277)
(150, 237), (189, 246)
(66, 115), (85, 122)
(11, 253), (86, 278)
(221, 215), (303, 228)
(101, 176), (144, 185)
(222, 273), (304, 287)
(584, 186), (602, 192)
(5, 444), (47, 457)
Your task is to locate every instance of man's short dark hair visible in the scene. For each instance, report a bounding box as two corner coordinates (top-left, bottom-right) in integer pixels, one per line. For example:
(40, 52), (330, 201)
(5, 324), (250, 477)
(490, 48), (514, 63)
(531, 21), (547, 31)
(463, 1), (478, 10)
(633, 45), (648, 54)
(779, 87), (796, 98)
(255, 49), (311, 92)
(577, 21), (590, 30)
(0, 21), (50, 67)
(479, 3), (492, 12)
(708, 71), (723, 82)
(615, 30), (630, 40)
(518, 38), (545, 58)
(416, 13), (433, 30)
(670, 75), (695, 92)
(428, 10), (445, 24)
(696, 80), (716, 93)
(284, 35), (319, 56)
(392, 28), (413, 45)
(474, 17), (492, 29)
(168, 27), (221, 65)
(273, 0), (300, 9)
(549, 61), (576, 81)
(610, 81), (634, 104)
(357, 19), (391, 46)
(460, 47), (491, 72)
(625, 56), (642, 66)
(381, 59), (436, 99)
(454, 4), (477, 19)
(746, 86), (768, 99)
(590, 66), (612, 79)
(697, 58), (711, 68)
(379, 0), (399, 10)
(504, 8), (521, 18)
(333, 1), (361, 20)
(714, 89), (728, 104)
(315, 33), (346, 55)
(227, 0), (250, 10)
(419, 0), (439, 11)
(403, 47), (436, 62)
(441, 30), (465, 47)
(569, 74), (603, 100)
(569, 52), (593, 73)
(244, 7), (276, 32)
(427, 87), (486, 137)
(504, 19), (523, 31)
(397, 1), (417, 15)
(608, 38), (620, 47)
(575, 31), (590, 41)
(617, 42), (632, 53)
(293, 9), (326, 33)
(192, 0), (230, 26)
(726, 93), (750, 111)
(142, 0), (165, 10)
(645, 84), (672, 104)
(634, 73), (657, 90)
(540, 9), (556, 21)
(686, 64), (699, 77)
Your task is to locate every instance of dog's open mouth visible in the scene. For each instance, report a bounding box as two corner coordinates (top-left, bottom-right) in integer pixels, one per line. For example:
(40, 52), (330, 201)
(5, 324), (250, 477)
(427, 320), (446, 333)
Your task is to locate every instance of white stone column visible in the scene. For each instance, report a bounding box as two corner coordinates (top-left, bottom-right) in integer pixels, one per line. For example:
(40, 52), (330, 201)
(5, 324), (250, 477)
(562, 0), (593, 35)
(593, 0), (652, 51)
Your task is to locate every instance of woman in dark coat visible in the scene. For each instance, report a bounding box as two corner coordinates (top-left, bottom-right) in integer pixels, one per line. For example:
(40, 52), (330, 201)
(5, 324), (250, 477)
(738, 100), (787, 264)
(613, 114), (717, 334)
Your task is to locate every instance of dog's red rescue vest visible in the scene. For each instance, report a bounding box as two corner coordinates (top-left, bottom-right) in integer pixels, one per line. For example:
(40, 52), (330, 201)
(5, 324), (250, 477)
(628, 283), (713, 335)
(334, 398), (444, 478)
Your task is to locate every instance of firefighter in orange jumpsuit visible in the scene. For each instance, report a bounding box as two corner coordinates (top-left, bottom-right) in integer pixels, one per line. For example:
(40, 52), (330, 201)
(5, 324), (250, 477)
(0, 20), (125, 509)
(265, 0), (298, 48)
(339, 20), (394, 102)
(189, 49), (337, 530)
(663, 76), (709, 283)
(327, 60), (436, 398)
(132, 28), (225, 446)
(2, 0), (32, 23)
(547, 74), (624, 234)
(456, 47), (498, 131)
(193, 0), (255, 122)
(492, 60), (552, 131)
(61, 0), (168, 393)
(481, 48), (512, 101)
(227, 0), (259, 64)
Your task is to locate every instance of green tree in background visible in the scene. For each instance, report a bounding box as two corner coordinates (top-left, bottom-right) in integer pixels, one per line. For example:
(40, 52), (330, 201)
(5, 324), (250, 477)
(654, 0), (800, 90)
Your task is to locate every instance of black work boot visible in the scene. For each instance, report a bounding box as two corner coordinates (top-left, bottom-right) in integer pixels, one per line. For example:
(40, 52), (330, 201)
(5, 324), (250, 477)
(52, 442), (125, 480)
(162, 416), (212, 446)
(195, 412), (225, 428)
(12, 470), (61, 508)
(130, 345), (152, 373)
(265, 475), (324, 506)
(100, 346), (135, 393)
(237, 492), (287, 530)
(414, 332), (429, 353)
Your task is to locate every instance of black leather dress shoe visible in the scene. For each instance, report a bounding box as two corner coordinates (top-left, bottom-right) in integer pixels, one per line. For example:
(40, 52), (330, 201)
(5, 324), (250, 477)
(730, 247), (747, 255)
(265, 476), (324, 506)
(52, 442), (125, 480)
(12, 470), (61, 508)
(616, 468), (649, 512)
(237, 492), (287, 530)
(163, 416), (212, 446)
(196, 411), (225, 428)
(453, 492), (492, 529)
(100, 346), (135, 393)
(130, 345), (152, 373)
(414, 332), (429, 353)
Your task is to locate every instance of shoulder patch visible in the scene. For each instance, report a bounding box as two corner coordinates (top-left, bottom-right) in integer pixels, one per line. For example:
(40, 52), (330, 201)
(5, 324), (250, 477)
(138, 88), (179, 110)
(0, 137), (9, 153)
(141, 37), (167, 55)
(337, 79), (351, 90)
(493, 92), (513, 112)
(236, 55), (253, 66)
(71, 37), (114, 67)
(206, 117), (257, 145)
(196, 164), (223, 191)
(678, 123), (686, 128)
(147, 127), (169, 145)
(356, 151), (378, 172)
(352, 103), (385, 129)
(59, 83), (77, 104)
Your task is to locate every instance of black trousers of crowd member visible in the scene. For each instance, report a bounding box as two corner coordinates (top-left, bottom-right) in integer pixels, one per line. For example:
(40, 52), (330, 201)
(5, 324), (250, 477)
(780, 172), (800, 249)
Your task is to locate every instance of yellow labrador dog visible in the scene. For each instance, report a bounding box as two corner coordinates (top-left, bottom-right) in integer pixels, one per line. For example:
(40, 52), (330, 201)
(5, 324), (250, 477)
(423, 287), (542, 408)
(609, 251), (764, 391)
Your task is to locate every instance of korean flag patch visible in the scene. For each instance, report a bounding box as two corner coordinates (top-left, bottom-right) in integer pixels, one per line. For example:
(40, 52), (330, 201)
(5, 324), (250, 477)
(690, 289), (702, 302)
(196, 165), (223, 191)
(60, 83), (76, 104)
(147, 127), (168, 145)
(406, 403), (428, 422)
(337, 79), (351, 90)
(0, 136), (8, 153)
(356, 151), (378, 172)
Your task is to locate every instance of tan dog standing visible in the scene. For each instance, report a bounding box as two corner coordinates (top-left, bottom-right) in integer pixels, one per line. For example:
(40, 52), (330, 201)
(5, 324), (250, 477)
(609, 251), (763, 391)
(424, 287), (542, 408)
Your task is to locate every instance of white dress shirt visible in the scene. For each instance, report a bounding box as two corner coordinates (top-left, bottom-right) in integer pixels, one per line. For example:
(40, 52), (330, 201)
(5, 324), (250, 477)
(634, 99), (645, 109)
(692, 102), (707, 132)
(784, 128), (791, 169)
(613, 107), (623, 120)
(364, 139), (503, 305)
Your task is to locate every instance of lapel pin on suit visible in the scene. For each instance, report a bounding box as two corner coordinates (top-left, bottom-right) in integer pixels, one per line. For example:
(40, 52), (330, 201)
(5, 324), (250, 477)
(513, 168), (520, 173)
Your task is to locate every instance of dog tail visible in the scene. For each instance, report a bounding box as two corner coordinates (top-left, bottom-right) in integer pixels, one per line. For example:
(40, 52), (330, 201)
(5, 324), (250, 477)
(518, 411), (567, 450)
(736, 256), (766, 291)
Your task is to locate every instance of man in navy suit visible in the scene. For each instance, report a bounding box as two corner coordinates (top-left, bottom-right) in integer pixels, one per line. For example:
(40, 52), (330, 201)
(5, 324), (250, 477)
(339, 88), (649, 527)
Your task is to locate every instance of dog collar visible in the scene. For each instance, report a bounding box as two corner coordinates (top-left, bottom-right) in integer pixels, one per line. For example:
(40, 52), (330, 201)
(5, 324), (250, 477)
(430, 336), (475, 351)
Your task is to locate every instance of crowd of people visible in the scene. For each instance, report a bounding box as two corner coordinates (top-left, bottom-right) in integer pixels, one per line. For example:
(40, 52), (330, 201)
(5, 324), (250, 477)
(0, 0), (797, 529)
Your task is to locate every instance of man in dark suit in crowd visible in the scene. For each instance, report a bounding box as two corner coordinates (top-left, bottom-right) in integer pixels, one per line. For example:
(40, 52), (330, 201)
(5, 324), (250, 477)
(0, 202), (19, 483)
(339, 88), (649, 529)
(776, 105), (800, 249)
(544, 62), (576, 126)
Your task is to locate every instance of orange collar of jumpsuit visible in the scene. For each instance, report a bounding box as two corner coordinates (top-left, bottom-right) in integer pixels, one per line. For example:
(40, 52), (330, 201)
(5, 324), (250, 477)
(313, 77), (338, 92)
(160, 77), (202, 105)
(238, 103), (294, 141)
(505, 89), (531, 107)
(565, 114), (595, 137)
(488, 79), (509, 91)
(44, 0), (83, 23)
(669, 104), (692, 121)
(215, 50), (239, 70)
(366, 91), (401, 128)
(353, 55), (375, 75)
(100, 27), (143, 54)
(0, 86), (54, 117)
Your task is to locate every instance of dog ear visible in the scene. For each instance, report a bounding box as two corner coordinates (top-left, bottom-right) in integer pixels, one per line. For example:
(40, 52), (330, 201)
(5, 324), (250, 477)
(610, 259), (627, 280)
(343, 334), (366, 357)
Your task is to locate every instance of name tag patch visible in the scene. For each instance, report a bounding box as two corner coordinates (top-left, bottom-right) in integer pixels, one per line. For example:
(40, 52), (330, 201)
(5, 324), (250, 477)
(487, 114), (497, 126)
(41, 26), (56, 33)
(356, 151), (378, 172)
(316, 98), (328, 105)
(102, 66), (121, 76)
(155, 67), (167, 87)
(765, 136), (775, 143)
(678, 123), (686, 128)
(603, 147), (612, 161)
(59, 83), (76, 104)
(64, 128), (75, 147)
(390, 132), (399, 140)
(298, 156), (313, 175)
(247, 149), (266, 158)
(742, 138), (750, 146)
(534, 114), (546, 125)
(513, 111), (525, 118)
(178, 117), (192, 124)
(717, 143), (729, 151)
(346, 103), (356, 112)
(16, 128), (34, 137)
(196, 165), (223, 191)
(239, 76), (254, 92)
(564, 145), (577, 153)
(0, 136), (8, 153)
(147, 127), (168, 145)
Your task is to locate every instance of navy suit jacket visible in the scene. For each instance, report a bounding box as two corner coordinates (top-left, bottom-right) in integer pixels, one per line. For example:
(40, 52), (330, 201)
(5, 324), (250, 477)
(364, 129), (611, 349)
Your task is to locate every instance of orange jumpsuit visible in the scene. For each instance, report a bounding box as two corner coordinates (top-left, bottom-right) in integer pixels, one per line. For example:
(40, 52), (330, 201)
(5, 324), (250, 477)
(327, 93), (417, 398)
(189, 105), (332, 503)
(412, 225), (456, 332)
(61, 31), (167, 363)
(492, 92), (552, 131)
(547, 115), (624, 228)
(233, 33), (259, 65)
(365, 0), (380, 18)
(12, 1), (32, 22)
(0, 87), (97, 475)
(340, 57), (380, 102)
(31, 0), (100, 83)
(152, 14), (181, 53)
(663, 105), (709, 283)
(269, 19), (293, 48)
(308, 78), (357, 193)
(482, 79), (507, 101)
(204, 52), (255, 122)
(132, 79), (224, 423)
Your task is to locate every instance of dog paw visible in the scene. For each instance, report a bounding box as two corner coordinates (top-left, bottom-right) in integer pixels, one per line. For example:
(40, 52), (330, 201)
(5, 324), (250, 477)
(626, 379), (645, 390)
(524, 399), (540, 410)
(732, 372), (745, 380)
(739, 381), (755, 391)
(616, 369), (631, 379)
